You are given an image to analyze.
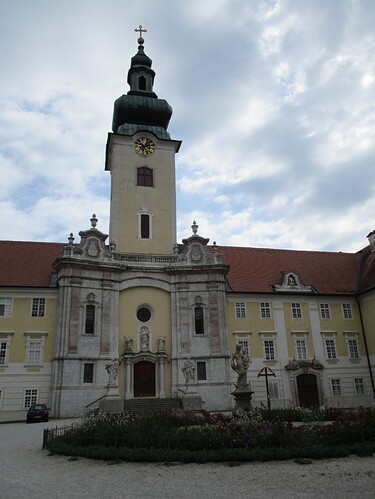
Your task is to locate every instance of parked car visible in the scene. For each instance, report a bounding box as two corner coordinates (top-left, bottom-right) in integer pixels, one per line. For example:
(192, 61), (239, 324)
(26, 404), (49, 423)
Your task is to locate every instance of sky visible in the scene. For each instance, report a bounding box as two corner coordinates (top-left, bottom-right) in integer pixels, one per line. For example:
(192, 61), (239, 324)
(1, 0), (375, 253)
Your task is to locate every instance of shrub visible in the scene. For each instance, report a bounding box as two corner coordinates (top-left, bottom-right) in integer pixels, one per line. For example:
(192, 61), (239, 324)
(45, 406), (375, 462)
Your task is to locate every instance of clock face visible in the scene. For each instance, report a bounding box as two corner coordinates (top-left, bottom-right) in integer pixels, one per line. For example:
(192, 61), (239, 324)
(134, 137), (155, 157)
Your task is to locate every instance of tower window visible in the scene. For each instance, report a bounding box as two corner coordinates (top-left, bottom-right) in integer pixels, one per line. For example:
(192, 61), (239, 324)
(194, 307), (204, 335)
(137, 167), (153, 187)
(141, 214), (150, 239)
(85, 305), (95, 335)
(138, 75), (146, 91)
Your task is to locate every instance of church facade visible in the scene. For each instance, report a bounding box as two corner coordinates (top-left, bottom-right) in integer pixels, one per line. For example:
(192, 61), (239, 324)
(0, 34), (374, 421)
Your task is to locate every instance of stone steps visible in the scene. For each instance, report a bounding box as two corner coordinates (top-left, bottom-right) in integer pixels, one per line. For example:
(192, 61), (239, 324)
(123, 398), (183, 412)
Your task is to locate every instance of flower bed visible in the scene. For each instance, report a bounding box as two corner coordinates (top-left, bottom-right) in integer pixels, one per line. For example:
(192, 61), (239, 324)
(45, 407), (375, 462)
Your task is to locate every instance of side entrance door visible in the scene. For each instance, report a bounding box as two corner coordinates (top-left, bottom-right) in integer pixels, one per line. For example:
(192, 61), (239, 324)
(297, 374), (319, 407)
(134, 361), (156, 397)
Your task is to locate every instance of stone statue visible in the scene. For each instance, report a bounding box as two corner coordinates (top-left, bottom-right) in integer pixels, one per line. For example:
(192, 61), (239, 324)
(182, 359), (195, 384)
(124, 336), (133, 352)
(140, 327), (150, 351)
(231, 344), (250, 389)
(105, 359), (119, 386)
(157, 336), (165, 351)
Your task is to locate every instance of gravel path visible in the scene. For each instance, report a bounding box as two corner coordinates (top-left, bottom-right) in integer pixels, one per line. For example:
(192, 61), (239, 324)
(0, 419), (374, 498)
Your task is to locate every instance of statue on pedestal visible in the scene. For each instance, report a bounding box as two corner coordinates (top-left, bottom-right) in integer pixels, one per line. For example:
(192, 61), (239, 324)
(105, 359), (119, 386)
(182, 359), (195, 384)
(231, 344), (250, 389)
(231, 345), (253, 413)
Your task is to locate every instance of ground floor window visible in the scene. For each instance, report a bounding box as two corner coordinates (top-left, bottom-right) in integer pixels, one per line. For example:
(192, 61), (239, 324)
(268, 380), (279, 399)
(83, 363), (94, 383)
(354, 378), (365, 395)
(0, 341), (7, 365)
(197, 361), (207, 380)
(24, 388), (38, 408)
(331, 378), (342, 396)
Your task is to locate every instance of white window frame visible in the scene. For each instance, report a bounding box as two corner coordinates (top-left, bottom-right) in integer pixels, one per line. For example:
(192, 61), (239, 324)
(354, 378), (365, 395)
(31, 298), (46, 318)
(0, 333), (13, 366)
(320, 303), (331, 320)
(347, 337), (359, 359)
(137, 206), (154, 240)
(325, 338), (337, 359)
(0, 297), (13, 317)
(330, 378), (342, 397)
(268, 380), (279, 400)
(23, 388), (38, 408)
(235, 301), (246, 319)
(264, 339), (276, 361)
(295, 338), (307, 360)
(260, 302), (271, 319)
(24, 333), (47, 366)
(342, 303), (353, 319)
(291, 302), (302, 320)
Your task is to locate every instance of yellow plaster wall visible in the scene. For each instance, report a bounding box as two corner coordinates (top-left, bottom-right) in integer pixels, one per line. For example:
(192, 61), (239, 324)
(321, 301), (363, 356)
(119, 286), (172, 395)
(109, 134), (177, 255)
(1, 295), (57, 364)
(226, 299), (275, 358)
(283, 302), (312, 357)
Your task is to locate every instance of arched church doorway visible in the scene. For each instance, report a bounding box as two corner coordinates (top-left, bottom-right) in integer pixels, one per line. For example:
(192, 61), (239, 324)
(134, 361), (156, 397)
(297, 373), (319, 407)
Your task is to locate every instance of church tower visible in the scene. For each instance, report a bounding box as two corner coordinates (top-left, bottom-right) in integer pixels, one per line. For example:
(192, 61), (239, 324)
(105, 28), (181, 255)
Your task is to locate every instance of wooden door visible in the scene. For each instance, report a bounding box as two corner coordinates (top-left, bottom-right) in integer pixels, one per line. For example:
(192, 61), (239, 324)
(134, 361), (156, 397)
(297, 374), (319, 407)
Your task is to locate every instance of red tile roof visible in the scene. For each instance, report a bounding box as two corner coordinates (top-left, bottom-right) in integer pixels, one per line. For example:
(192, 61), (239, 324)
(218, 245), (361, 295)
(0, 241), (64, 288)
(0, 240), (372, 295)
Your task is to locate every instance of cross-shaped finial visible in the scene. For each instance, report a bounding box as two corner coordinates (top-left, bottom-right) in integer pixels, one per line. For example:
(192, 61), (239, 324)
(135, 25), (147, 42)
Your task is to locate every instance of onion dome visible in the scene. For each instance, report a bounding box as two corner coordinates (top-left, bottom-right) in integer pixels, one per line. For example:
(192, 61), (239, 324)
(112, 29), (173, 140)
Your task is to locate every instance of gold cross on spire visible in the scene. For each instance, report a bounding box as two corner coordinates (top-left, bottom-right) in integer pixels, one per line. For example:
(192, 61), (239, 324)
(135, 25), (147, 42)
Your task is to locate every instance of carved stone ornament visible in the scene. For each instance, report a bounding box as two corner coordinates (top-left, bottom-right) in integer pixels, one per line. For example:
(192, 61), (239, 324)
(274, 271), (315, 293)
(176, 222), (226, 267)
(285, 357), (324, 370)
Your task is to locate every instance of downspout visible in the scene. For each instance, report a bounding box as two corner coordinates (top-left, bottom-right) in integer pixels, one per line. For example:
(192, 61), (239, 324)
(356, 296), (375, 399)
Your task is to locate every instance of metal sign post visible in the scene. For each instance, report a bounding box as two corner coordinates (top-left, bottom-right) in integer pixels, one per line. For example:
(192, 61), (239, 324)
(258, 367), (276, 410)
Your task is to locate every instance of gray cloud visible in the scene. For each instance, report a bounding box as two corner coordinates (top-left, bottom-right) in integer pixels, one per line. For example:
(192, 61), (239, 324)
(1, 0), (375, 251)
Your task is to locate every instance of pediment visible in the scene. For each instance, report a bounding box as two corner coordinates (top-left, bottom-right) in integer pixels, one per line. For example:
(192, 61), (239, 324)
(273, 271), (315, 293)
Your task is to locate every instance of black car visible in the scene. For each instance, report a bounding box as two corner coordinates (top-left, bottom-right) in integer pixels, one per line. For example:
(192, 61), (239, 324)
(26, 404), (49, 423)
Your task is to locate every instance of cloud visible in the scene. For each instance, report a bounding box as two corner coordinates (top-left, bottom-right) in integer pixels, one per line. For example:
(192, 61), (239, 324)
(1, 0), (375, 253)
